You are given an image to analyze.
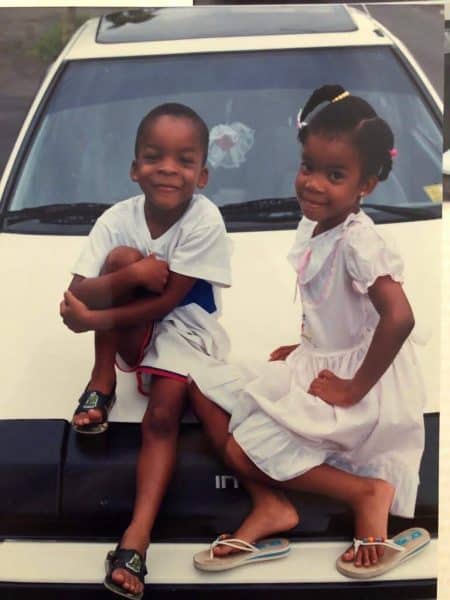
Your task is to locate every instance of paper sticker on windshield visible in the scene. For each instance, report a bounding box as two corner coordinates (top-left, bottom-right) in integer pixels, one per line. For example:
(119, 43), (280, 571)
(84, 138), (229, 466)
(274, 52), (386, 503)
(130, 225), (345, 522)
(208, 122), (255, 169)
(423, 184), (442, 203)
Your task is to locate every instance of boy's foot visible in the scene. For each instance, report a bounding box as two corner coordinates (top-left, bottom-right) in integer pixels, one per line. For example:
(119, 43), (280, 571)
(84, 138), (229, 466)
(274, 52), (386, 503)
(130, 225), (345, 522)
(108, 526), (150, 598)
(213, 490), (299, 557)
(342, 478), (395, 567)
(72, 381), (116, 433)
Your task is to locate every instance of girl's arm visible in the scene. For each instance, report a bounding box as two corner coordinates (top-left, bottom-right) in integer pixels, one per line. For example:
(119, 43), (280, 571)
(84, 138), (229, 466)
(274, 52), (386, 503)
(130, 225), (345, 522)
(309, 275), (415, 407)
(69, 255), (169, 309)
(60, 271), (196, 333)
(269, 345), (299, 361)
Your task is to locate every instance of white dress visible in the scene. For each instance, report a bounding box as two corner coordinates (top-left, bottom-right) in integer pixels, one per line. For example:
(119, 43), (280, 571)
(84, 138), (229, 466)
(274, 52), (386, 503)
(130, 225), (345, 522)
(72, 193), (232, 395)
(192, 211), (426, 518)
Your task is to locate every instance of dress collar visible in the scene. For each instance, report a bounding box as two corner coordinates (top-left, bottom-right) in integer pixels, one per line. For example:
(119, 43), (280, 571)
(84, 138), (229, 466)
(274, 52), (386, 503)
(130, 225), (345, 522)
(287, 210), (371, 283)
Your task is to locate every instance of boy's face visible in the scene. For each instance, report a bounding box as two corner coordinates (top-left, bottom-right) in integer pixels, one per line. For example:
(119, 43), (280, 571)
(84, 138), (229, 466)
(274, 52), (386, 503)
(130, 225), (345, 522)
(131, 115), (208, 213)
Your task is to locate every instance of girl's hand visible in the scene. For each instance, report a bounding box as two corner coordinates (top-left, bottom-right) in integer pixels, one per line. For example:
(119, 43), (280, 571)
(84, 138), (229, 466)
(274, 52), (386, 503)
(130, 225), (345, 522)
(60, 290), (95, 333)
(269, 344), (299, 361)
(308, 370), (363, 407)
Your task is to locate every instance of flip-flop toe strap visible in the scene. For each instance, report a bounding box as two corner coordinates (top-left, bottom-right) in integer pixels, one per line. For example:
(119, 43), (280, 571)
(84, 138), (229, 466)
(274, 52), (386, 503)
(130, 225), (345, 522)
(209, 536), (259, 559)
(352, 537), (405, 554)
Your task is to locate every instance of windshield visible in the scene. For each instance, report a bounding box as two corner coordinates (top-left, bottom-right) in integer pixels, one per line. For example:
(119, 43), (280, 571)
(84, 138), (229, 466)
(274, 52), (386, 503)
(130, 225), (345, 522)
(3, 47), (442, 233)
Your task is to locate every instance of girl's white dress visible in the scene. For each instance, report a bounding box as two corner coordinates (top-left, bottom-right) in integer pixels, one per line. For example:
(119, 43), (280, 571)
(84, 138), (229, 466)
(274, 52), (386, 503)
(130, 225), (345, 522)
(192, 211), (426, 518)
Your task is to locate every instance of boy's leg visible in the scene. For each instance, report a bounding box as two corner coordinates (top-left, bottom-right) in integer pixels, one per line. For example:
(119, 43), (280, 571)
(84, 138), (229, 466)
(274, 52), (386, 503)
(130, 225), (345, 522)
(111, 376), (187, 596)
(190, 383), (299, 558)
(224, 435), (394, 567)
(73, 246), (151, 428)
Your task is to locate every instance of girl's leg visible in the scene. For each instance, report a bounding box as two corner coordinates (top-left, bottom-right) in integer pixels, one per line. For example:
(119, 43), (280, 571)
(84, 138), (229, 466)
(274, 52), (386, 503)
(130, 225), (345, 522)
(190, 383), (299, 557)
(73, 246), (151, 428)
(111, 376), (187, 596)
(224, 435), (394, 568)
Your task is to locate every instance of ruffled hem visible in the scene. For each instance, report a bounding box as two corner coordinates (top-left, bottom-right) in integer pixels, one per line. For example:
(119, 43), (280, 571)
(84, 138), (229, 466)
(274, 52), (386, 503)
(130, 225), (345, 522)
(232, 412), (420, 518)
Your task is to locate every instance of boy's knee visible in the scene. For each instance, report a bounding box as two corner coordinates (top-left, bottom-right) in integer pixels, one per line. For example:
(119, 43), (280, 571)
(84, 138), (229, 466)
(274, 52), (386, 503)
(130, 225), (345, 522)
(103, 246), (144, 273)
(142, 404), (180, 440)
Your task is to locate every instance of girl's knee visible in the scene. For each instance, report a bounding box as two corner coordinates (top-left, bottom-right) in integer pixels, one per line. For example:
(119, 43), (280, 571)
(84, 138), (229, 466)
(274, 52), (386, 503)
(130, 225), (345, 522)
(103, 246), (144, 273)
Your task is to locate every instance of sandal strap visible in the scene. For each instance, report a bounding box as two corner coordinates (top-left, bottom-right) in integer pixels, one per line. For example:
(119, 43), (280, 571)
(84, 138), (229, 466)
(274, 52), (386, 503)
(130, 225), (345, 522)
(74, 388), (115, 416)
(209, 536), (258, 559)
(352, 536), (405, 554)
(107, 548), (148, 580)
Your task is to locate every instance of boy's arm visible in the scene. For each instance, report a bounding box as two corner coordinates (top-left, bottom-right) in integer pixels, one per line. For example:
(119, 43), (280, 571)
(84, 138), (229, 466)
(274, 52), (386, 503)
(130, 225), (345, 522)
(69, 255), (169, 309)
(61, 271), (196, 333)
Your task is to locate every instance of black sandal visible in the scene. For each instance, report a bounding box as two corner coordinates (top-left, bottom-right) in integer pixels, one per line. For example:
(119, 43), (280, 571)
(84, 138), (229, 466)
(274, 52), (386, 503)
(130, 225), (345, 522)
(104, 547), (147, 600)
(72, 386), (116, 435)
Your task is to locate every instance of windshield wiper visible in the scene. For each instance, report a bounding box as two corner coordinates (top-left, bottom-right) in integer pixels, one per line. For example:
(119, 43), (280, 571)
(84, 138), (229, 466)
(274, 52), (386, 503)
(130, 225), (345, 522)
(362, 202), (440, 220)
(2, 203), (112, 225)
(220, 197), (300, 222)
(219, 197), (440, 223)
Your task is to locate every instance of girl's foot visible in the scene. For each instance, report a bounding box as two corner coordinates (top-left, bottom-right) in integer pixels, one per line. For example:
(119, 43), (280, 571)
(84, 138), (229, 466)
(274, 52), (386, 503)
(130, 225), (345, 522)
(110, 525), (150, 597)
(342, 478), (395, 567)
(213, 491), (299, 557)
(72, 374), (116, 428)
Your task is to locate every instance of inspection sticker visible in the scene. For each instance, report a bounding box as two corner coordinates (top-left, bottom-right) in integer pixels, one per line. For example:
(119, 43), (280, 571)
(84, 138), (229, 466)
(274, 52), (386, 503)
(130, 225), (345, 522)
(423, 184), (442, 203)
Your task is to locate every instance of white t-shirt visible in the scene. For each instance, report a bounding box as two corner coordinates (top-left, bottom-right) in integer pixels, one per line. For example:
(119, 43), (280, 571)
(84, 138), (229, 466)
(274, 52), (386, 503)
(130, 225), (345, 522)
(72, 193), (233, 383)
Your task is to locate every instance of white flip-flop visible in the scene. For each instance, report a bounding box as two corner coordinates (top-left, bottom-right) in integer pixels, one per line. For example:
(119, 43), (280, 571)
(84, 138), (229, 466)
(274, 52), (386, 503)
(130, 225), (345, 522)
(193, 536), (291, 572)
(336, 527), (431, 579)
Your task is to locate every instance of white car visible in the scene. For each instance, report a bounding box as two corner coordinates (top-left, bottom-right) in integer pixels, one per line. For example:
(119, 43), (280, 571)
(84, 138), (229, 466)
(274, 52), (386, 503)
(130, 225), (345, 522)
(0, 6), (441, 598)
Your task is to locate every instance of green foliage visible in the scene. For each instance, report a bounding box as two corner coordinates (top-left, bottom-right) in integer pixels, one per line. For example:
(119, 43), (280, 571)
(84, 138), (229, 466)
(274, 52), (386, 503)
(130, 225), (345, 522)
(29, 16), (84, 64)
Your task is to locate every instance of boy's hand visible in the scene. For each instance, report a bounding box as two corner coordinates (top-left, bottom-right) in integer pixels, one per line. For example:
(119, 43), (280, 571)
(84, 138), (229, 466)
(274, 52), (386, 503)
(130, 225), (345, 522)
(269, 344), (299, 361)
(308, 370), (363, 407)
(60, 290), (94, 333)
(133, 255), (169, 293)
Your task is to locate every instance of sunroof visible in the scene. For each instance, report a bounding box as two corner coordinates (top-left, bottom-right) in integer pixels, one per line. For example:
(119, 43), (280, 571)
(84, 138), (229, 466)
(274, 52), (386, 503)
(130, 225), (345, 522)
(97, 6), (357, 44)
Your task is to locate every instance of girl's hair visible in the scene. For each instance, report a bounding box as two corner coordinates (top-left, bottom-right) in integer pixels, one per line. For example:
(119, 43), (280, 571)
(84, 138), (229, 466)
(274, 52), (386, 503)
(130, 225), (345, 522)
(135, 103), (209, 165)
(298, 84), (394, 182)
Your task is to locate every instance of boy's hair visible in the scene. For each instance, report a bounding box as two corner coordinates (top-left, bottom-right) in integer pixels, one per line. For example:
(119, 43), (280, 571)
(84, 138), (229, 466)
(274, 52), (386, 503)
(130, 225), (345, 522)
(298, 84), (394, 182)
(135, 103), (209, 165)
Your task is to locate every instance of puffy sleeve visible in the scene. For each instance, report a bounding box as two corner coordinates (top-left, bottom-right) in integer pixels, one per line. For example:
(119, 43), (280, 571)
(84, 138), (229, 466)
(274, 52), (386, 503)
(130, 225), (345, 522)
(343, 224), (404, 294)
(170, 220), (232, 287)
(71, 218), (115, 278)
(287, 217), (315, 271)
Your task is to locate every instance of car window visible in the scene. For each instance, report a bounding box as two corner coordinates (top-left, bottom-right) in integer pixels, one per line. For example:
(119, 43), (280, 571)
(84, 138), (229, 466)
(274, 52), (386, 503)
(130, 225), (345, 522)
(4, 47), (442, 233)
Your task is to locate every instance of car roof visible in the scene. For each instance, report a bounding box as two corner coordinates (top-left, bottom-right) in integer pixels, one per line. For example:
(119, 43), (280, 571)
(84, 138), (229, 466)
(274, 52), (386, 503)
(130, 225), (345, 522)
(96, 6), (357, 43)
(63, 5), (393, 61)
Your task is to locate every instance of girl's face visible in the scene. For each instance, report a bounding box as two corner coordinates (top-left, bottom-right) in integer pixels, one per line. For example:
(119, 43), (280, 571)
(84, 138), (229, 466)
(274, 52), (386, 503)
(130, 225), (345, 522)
(295, 133), (377, 234)
(131, 115), (208, 214)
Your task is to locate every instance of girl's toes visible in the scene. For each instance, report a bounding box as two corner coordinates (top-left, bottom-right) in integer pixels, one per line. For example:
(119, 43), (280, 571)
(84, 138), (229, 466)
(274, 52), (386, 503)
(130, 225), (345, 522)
(354, 548), (363, 567)
(362, 548), (371, 567)
(342, 546), (355, 562)
(369, 546), (378, 565)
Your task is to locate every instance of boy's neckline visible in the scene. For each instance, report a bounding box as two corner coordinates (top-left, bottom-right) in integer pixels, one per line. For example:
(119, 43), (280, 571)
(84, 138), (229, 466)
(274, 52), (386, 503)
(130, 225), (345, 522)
(143, 194), (194, 240)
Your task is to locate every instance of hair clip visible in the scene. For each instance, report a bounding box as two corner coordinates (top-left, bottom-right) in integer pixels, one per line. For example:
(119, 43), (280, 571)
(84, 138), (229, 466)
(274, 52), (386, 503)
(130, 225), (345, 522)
(389, 148), (398, 158)
(331, 91), (350, 103)
(296, 108), (308, 130)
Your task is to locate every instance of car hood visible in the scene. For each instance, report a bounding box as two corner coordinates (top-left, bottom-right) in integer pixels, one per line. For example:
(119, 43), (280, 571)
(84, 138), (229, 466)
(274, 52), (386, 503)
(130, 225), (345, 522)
(0, 219), (440, 421)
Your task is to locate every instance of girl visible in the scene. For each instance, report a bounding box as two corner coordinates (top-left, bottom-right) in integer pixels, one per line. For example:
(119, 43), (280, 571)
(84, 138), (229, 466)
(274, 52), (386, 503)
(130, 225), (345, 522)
(60, 103), (232, 599)
(189, 85), (429, 578)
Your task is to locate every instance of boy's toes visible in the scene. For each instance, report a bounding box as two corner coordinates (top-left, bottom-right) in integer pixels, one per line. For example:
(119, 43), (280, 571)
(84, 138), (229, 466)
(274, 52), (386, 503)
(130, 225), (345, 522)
(112, 567), (142, 593)
(87, 408), (103, 423)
